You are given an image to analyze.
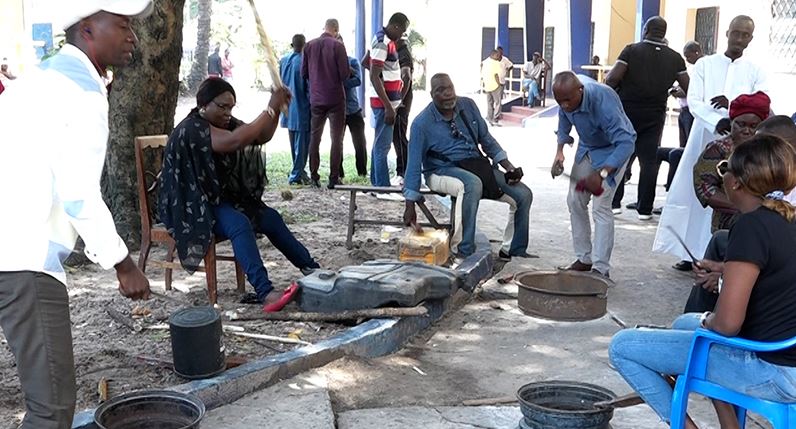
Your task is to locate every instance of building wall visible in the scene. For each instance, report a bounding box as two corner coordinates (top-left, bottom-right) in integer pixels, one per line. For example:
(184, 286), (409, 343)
(663, 0), (794, 114)
(0, 0), (26, 70)
(608, 0), (636, 62)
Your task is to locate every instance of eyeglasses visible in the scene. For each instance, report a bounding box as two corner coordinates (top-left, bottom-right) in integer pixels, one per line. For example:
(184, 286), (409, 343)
(716, 159), (730, 176)
(449, 120), (464, 139)
(211, 100), (235, 112)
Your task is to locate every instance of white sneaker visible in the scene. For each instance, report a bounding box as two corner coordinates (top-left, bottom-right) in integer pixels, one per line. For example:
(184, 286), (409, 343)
(612, 208), (622, 215)
(638, 214), (653, 220)
(390, 176), (404, 187)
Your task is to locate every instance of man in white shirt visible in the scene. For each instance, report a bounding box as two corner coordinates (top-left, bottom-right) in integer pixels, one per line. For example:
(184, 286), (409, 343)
(0, 1), (152, 427)
(496, 46), (514, 99)
(522, 52), (549, 106)
(653, 15), (767, 268)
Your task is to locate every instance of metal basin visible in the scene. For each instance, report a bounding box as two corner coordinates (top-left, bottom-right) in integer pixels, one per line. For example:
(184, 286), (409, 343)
(515, 271), (609, 322)
(94, 390), (205, 429)
(517, 380), (616, 429)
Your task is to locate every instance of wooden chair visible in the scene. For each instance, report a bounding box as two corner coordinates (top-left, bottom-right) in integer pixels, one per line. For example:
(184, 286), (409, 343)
(135, 135), (245, 305)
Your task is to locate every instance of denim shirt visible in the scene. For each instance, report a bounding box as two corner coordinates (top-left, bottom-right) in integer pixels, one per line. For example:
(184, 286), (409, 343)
(279, 52), (310, 131)
(344, 56), (362, 115)
(403, 97), (508, 201)
(556, 77), (635, 186)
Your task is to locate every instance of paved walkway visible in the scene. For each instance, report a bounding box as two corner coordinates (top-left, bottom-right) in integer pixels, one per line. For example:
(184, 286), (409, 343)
(202, 115), (771, 428)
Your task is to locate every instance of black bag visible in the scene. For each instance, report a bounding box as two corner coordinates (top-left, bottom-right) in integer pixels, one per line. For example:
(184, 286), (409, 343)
(455, 111), (503, 200)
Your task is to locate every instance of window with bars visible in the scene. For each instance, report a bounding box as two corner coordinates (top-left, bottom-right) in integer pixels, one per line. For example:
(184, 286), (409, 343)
(771, 0), (796, 74)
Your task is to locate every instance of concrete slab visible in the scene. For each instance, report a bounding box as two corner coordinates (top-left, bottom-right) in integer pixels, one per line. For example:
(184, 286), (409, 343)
(338, 405), (521, 429)
(202, 380), (334, 429)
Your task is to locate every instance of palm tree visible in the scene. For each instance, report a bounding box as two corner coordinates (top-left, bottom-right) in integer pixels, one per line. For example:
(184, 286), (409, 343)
(186, 0), (212, 93)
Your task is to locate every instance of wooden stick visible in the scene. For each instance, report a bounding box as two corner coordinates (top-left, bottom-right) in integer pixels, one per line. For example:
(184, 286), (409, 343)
(107, 308), (142, 332)
(228, 305), (429, 322)
(462, 396), (516, 406)
(228, 331), (311, 345)
(245, 0), (282, 89)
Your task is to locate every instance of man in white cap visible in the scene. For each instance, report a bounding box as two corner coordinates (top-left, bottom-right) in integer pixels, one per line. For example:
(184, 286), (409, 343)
(0, 1), (153, 427)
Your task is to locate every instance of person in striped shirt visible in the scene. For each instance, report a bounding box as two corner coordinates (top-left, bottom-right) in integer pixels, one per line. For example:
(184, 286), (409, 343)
(368, 12), (410, 187)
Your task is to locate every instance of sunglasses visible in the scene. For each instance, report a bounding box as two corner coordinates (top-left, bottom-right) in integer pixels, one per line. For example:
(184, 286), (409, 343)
(716, 159), (730, 176)
(449, 120), (464, 139)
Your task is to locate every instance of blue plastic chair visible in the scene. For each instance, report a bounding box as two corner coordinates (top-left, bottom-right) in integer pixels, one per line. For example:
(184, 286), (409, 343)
(670, 328), (796, 428)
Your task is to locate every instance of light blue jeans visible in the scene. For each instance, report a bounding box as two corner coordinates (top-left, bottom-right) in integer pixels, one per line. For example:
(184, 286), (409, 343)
(426, 166), (532, 256)
(522, 79), (540, 102)
(609, 313), (796, 423)
(370, 107), (394, 186)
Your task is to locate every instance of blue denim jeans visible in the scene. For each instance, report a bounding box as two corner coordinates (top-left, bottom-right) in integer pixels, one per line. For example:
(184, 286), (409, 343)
(522, 79), (540, 102)
(427, 166), (532, 256)
(370, 107), (394, 186)
(212, 203), (319, 301)
(288, 130), (310, 183)
(609, 313), (796, 423)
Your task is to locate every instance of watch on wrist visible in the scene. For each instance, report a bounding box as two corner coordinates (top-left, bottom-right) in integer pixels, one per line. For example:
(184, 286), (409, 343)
(699, 311), (711, 328)
(599, 168), (609, 179)
(265, 106), (276, 118)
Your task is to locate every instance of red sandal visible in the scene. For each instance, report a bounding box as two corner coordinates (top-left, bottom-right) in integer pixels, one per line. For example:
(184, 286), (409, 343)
(262, 282), (300, 313)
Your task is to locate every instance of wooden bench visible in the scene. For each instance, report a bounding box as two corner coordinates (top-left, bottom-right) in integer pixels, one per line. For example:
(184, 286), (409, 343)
(335, 185), (455, 249)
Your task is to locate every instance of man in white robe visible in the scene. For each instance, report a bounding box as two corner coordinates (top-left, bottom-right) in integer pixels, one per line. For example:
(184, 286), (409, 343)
(653, 15), (767, 268)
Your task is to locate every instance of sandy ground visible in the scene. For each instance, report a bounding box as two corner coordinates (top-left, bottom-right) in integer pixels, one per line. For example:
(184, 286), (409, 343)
(0, 187), (448, 427)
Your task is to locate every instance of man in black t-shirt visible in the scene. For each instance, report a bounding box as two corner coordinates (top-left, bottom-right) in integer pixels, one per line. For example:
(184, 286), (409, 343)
(605, 16), (689, 219)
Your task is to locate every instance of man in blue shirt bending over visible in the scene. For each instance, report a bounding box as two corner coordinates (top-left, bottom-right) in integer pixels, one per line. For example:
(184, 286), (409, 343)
(403, 73), (534, 259)
(552, 71), (635, 278)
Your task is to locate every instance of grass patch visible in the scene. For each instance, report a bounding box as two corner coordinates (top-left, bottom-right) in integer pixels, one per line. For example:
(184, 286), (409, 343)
(265, 151), (371, 189)
(279, 209), (321, 225)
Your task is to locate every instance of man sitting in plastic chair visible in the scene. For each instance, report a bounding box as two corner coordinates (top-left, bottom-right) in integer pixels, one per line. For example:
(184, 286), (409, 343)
(608, 134), (796, 428)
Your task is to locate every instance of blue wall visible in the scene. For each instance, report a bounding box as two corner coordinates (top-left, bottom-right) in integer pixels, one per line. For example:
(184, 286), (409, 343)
(569, 0), (592, 72)
(498, 4), (510, 52)
(525, 0), (545, 60)
(635, 0), (661, 41)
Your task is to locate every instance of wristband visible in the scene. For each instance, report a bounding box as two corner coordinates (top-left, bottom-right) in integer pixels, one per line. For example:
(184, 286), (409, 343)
(699, 311), (711, 328)
(265, 106), (276, 118)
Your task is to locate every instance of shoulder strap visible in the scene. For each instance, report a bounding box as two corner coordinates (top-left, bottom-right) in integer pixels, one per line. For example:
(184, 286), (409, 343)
(457, 108), (487, 158)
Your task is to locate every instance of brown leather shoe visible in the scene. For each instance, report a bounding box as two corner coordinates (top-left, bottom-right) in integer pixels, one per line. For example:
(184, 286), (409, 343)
(557, 260), (593, 271)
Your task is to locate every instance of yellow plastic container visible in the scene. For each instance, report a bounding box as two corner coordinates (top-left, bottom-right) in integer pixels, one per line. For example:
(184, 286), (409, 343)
(398, 229), (450, 265)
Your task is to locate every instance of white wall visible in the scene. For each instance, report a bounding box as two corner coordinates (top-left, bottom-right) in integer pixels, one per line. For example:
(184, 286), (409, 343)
(663, 0), (794, 115)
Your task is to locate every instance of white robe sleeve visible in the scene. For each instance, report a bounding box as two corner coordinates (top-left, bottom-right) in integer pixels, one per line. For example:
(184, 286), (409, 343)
(687, 58), (724, 130)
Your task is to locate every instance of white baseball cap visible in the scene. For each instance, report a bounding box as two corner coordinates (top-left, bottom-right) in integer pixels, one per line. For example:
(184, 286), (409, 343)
(61, 0), (154, 31)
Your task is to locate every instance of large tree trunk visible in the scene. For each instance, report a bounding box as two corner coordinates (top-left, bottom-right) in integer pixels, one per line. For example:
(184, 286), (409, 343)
(186, 0), (212, 92)
(102, 0), (185, 249)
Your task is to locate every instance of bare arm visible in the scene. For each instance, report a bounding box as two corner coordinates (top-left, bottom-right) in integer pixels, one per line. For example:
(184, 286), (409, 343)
(604, 62), (627, 89)
(210, 88), (290, 153)
(370, 62), (391, 108)
(400, 66), (412, 99)
(704, 261), (759, 336)
(675, 72), (690, 96)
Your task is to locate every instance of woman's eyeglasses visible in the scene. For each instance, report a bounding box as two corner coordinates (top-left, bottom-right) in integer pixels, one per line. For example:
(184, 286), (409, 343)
(449, 120), (464, 139)
(716, 159), (730, 176)
(211, 100), (235, 112)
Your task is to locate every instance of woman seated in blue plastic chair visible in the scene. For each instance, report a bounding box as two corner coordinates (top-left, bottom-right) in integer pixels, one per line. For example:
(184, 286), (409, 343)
(159, 78), (320, 312)
(609, 134), (796, 428)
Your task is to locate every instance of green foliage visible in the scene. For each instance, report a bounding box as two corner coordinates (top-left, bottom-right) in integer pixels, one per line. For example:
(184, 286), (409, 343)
(264, 151), (370, 189)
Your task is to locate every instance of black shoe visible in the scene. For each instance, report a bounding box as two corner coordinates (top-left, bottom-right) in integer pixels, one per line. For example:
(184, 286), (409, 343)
(591, 268), (610, 279)
(652, 207), (663, 215)
(300, 267), (317, 276)
(672, 260), (693, 271)
(311, 179), (321, 188)
(239, 292), (262, 304)
(500, 250), (539, 261)
(327, 180), (341, 190)
(625, 202), (638, 210)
